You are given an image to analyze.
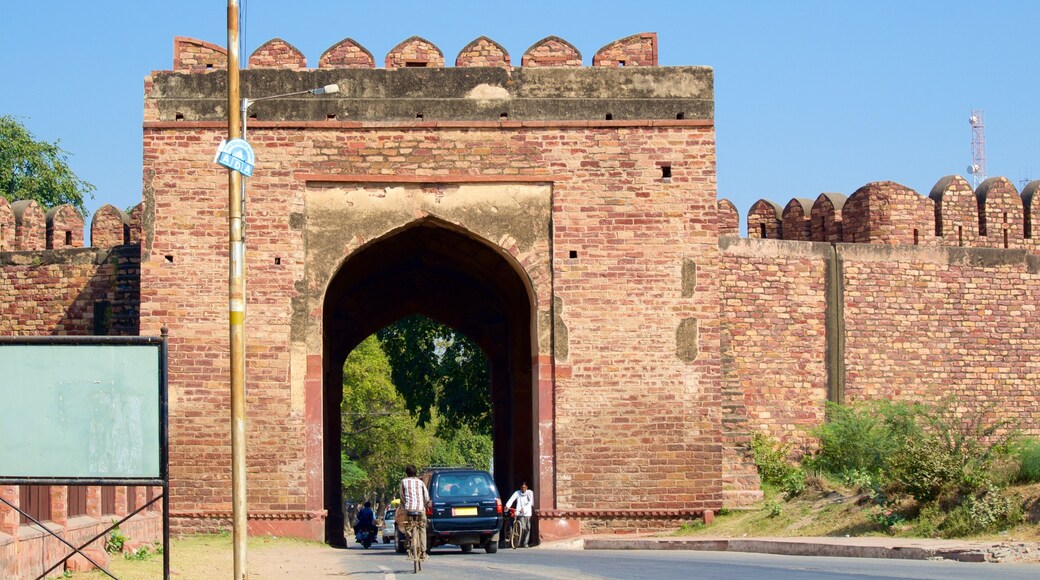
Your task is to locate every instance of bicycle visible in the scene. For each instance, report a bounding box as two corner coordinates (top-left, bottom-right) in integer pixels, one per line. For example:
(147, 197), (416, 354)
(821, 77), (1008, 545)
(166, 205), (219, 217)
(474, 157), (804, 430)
(402, 511), (425, 573)
(506, 508), (523, 549)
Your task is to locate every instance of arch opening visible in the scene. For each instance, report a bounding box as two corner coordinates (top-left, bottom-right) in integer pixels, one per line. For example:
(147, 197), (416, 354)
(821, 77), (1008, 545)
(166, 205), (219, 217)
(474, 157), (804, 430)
(321, 219), (537, 546)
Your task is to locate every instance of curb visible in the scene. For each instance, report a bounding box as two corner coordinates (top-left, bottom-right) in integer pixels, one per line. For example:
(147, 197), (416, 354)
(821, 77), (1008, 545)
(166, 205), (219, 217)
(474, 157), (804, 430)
(580, 538), (992, 563)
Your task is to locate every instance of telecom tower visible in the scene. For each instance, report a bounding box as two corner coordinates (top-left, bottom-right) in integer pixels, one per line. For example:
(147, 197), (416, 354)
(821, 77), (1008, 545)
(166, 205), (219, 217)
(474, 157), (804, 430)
(968, 110), (986, 188)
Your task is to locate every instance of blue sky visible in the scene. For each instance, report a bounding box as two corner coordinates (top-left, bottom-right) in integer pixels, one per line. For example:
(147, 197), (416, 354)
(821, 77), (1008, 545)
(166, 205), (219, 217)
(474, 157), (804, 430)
(2, 1), (1037, 227)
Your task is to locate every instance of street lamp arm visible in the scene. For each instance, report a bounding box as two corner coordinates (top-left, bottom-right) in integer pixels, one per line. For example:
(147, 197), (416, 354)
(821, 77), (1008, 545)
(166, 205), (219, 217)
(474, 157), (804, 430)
(243, 83), (340, 110)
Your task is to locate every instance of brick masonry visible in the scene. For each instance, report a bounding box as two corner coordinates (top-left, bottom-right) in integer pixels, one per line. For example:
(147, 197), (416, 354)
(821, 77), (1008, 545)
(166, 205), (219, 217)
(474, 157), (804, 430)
(318, 38), (375, 69)
(385, 36), (444, 69)
(455, 36), (511, 68)
(249, 38), (308, 70)
(522, 36), (583, 67)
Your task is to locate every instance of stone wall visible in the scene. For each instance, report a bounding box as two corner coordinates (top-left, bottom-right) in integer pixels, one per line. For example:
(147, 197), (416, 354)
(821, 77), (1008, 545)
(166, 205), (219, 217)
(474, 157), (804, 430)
(717, 239), (1040, 504)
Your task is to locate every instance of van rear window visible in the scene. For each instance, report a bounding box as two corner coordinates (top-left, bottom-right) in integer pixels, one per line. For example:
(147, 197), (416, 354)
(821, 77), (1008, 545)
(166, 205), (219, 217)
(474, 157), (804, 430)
(434, 473), (495, 498)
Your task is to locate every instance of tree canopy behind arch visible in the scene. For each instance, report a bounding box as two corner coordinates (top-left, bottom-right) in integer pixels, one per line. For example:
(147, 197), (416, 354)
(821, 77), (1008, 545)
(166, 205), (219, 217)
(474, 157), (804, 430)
(377, 315), (492, 437)
(341, 335), (432, 500)
(0, 115), (94, 215)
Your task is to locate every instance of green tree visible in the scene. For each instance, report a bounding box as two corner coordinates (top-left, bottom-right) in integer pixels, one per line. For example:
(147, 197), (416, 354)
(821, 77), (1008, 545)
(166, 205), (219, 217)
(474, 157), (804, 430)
(341, 335), (431, 501)
(0, 115), (94, 215)
(377, 315), (492, 436)
(427, 419), (493, 471)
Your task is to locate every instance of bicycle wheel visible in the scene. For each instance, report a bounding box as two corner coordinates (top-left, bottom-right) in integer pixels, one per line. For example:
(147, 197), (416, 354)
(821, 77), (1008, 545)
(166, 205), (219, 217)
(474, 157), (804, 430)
(509, 520), (521, 549)
(409, 524), (422, 573)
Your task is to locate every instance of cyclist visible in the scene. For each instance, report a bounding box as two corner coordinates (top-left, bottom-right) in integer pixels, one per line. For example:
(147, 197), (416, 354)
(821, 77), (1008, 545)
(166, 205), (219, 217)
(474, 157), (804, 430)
(399, 464), (431, 560)
(505, 481), (533, 548)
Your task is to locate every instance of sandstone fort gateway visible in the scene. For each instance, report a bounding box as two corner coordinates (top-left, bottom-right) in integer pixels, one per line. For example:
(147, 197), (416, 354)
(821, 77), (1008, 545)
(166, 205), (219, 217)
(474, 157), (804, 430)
(2, 31), (1039, 561)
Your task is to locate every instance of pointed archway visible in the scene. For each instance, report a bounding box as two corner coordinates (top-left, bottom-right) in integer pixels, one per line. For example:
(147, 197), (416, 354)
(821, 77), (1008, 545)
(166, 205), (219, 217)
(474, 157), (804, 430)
(321, 218), (537, 545)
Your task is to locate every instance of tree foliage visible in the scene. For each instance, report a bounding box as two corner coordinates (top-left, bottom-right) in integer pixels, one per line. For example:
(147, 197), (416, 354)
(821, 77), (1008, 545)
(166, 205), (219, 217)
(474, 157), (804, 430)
(0, 115), (94, 215)
(340, 335), (431, 501)
(429, 422), (493, 471)
(342, 316), (496, 503)
(377, 315), (492, 436)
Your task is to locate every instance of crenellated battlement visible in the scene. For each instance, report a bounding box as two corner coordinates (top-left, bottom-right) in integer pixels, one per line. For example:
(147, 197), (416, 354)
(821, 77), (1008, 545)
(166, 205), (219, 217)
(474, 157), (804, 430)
(172, 33), (658, 73)
(148, 33), (708, 125)
(720, 175), (1040, 253)
(0, 199), (141, 253)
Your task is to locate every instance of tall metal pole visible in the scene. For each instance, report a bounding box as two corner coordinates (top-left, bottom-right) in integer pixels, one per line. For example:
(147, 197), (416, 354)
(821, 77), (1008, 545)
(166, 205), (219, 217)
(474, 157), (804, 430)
(226, 1), (248, 578)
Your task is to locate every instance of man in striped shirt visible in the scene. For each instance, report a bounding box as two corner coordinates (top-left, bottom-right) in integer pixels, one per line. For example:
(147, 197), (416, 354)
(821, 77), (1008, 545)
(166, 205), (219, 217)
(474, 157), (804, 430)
(398, 464), (431, 559)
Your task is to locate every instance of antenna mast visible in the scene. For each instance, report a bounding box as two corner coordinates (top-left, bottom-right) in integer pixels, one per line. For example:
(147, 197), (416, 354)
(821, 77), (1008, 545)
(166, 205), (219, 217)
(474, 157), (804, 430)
(968, 110), (986, 188)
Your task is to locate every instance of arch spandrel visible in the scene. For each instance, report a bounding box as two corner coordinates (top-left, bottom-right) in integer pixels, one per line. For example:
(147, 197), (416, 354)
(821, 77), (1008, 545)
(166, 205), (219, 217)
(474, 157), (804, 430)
(301, 181), (553, 351)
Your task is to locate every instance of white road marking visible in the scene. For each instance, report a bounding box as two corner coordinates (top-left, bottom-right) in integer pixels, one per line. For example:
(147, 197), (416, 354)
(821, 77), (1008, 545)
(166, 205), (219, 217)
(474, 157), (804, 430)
(377, 564), (395, 580)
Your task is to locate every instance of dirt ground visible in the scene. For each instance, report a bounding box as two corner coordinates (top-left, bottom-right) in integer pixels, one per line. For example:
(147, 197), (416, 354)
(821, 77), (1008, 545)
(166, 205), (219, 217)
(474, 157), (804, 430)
(75, 534), (358, 579)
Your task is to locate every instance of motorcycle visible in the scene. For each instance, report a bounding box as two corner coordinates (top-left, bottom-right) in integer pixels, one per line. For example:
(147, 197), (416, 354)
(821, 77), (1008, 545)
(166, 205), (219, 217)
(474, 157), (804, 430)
(355, 525), (377, 549)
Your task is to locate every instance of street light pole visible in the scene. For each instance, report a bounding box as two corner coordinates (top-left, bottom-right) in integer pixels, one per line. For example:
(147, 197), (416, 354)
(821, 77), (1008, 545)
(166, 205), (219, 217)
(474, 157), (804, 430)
(226, 6), (338, 574)
(226, 2), (247, 580)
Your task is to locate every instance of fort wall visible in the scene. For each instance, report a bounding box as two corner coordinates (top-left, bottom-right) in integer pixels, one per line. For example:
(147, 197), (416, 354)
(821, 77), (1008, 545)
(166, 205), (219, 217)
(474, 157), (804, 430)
(734, 175), (1040, 252)
(0, 204), (147, 578)
(717, 237), (1040, 504)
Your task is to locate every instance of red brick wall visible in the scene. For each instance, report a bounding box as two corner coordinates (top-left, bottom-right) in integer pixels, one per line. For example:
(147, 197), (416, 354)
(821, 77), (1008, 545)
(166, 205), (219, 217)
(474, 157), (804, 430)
(385, 36), (444, 69)
(929, 175), (977, 246)
(248, 38), (307, 70)
(842, 181), (934, 245)
(140, 119), (721, 526)
(0, 198), (14, 252)
(593, 33), (658, 67)
(91, 204), (128, 248)
(0, 250), (118, 336)
(717, 199), (739, 237)
(46, 204), (84, 249)
(841, 244), (1040, 432)
(522, 36), (582, 67)
(810, 193), (845, 243)
(781, 198), (812, 242)
(318, 37), (375, 69)
(719, 240), (829, 447)
(747, 200), (782, 239)
(12, 200), (46, 251)
(975, 177), (1023, 248)
(717, 238), (1040, 505)
(173, 36), (227, 72)
(455, 36), (511, 67)
(1025, 180), (1040, 245)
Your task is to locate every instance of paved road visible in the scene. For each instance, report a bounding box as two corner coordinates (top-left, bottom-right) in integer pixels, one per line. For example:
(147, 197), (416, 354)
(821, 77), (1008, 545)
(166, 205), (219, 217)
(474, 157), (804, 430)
(339, 543), (1040, 580)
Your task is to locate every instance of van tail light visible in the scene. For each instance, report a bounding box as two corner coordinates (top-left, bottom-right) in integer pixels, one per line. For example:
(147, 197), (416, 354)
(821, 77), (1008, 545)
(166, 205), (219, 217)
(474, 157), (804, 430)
(426, 505), (433, 516)
(495, 498), (503, 514)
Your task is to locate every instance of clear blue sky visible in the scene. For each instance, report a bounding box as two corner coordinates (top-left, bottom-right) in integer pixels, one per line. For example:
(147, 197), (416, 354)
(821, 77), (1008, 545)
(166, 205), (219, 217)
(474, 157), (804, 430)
(2, 1), (1037, 226)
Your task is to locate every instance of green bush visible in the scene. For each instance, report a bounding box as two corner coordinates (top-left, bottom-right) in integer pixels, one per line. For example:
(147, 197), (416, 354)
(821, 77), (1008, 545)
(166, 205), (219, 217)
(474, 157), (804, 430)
(806, 400), (920, 478)
(749, 432), (805, 498)
(1012, 438), (1040, 483)
(940, 485), (1022, 537)
(888, 433), (958, 502)
(911, 503), (943, 538)
(889, 399), (1017, 500)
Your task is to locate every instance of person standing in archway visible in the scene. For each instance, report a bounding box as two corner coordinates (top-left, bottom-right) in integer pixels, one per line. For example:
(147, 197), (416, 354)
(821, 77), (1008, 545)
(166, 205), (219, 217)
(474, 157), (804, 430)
(505, 482), (534, 548)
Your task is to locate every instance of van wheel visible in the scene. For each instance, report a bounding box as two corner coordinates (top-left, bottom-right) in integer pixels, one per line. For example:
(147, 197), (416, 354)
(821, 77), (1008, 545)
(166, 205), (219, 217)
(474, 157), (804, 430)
(461, 543), (473, 553)
(484, 540), (498, 554)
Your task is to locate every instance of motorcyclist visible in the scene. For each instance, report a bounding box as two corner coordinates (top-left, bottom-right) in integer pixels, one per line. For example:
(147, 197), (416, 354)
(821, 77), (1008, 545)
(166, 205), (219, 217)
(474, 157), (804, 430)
(353, 501), (377, 542)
